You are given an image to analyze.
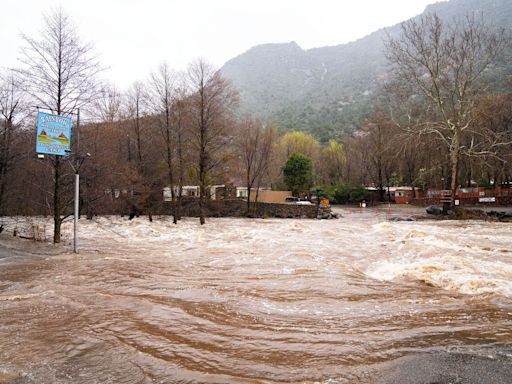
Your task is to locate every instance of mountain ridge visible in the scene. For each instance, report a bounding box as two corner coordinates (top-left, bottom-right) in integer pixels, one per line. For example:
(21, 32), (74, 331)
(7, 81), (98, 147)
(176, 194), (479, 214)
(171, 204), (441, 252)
(220, 0), (512, 142)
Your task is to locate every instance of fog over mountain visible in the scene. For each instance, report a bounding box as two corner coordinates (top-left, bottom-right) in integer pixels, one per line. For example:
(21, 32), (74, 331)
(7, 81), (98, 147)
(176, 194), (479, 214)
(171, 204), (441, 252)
(220, 0), (512, 142)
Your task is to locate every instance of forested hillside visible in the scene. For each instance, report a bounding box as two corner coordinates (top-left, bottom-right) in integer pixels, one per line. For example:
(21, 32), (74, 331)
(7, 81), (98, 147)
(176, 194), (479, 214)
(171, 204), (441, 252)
(220, 0), (512, 142)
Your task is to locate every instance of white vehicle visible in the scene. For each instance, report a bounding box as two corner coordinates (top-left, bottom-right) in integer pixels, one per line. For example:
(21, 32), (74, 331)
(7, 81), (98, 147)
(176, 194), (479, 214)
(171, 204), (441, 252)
(285, 196), (313, 205)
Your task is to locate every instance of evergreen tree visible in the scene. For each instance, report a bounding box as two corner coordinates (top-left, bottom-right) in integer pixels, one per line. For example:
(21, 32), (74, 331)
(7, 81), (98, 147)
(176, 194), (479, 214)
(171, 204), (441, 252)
(282, 152), (313, 196)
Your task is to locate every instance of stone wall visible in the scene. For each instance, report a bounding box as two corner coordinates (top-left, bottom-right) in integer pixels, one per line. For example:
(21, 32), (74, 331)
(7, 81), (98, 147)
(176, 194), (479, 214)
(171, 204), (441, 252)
(167, 199), (332, 219)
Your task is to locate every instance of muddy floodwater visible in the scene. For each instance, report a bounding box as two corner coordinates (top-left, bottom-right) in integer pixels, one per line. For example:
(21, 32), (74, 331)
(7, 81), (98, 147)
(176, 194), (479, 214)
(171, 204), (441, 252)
(0, 208), (511, 383)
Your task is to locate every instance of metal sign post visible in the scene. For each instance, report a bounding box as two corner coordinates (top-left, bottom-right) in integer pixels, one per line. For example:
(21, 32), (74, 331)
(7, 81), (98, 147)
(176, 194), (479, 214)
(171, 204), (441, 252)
(74, 108), (80, 254)
(74, 172), (79, 253)
(67, 152), (89, 253)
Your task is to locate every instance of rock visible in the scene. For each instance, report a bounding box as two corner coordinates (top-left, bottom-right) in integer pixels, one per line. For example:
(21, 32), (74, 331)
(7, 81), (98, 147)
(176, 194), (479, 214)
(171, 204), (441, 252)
(487, 210), (512, 219)
(128, 205), (141, 220)
(426, 205), (443, 215)
(389, 216), (416, 222)
(316, 205), (338, 219)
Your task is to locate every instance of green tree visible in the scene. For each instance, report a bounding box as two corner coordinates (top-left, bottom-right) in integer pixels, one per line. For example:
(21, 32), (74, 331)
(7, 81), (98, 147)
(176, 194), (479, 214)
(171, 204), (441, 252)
(282, 152), (313, 196)
(277, 131), (321, 158)
(322, 139), (345, 184)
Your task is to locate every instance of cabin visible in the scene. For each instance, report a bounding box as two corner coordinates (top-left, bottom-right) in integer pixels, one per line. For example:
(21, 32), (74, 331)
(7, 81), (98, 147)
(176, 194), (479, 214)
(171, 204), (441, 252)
(366, 186), (424, 203)
(236, 187), (291, 203)
(163, 186), (200, 201)
(163, 185), (292, 203)
(394, 187), (422, 204)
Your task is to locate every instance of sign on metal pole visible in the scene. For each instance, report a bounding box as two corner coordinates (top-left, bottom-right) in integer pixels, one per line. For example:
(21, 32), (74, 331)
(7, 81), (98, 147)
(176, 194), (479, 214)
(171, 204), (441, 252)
(36, 112), (72, 155)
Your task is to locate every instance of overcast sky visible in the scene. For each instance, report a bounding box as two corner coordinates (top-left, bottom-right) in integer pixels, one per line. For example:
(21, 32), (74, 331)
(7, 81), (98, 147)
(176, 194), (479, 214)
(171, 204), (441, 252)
(1, 0), (438, 89)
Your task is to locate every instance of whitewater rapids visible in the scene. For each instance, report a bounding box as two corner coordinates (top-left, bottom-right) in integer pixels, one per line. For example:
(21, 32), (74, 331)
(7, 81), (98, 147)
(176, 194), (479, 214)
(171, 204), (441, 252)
(0, 209), (510, 383)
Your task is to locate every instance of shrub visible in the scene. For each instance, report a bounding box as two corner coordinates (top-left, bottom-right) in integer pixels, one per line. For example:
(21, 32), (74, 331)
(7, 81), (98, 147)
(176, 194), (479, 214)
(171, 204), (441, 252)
(332, 184), (370, 204)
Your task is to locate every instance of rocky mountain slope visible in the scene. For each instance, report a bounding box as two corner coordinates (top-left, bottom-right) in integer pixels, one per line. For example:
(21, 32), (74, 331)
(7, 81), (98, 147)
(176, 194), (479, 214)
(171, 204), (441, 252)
(220, 0), (512, 142)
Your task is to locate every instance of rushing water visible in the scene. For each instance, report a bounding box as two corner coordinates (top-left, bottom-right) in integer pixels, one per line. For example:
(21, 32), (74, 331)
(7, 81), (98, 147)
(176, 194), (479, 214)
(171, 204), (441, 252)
(0, 209), (511, 383)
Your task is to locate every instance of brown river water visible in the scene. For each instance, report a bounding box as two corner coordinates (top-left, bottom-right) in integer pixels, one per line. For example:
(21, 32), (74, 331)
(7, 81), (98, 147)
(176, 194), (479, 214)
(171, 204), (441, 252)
(0, 208), (511, 383)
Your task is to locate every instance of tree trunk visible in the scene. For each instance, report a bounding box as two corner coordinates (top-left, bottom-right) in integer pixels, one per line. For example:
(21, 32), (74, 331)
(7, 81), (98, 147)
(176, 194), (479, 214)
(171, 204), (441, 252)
(377, 160), (385, 202)
(253, 186), (261, 217)
(135, 104), (142, 164)
(0, 119), (11, 214)
(176, 131), (184, 221)
(199, 152), (206, 225)
(246, 171), (251, 217)
(449, 130), (461, 209)
(246, 190), (251, 217)
(167, 138), (176, 224)
(176, 189), (182, 221)
(199, 190), (205, 225)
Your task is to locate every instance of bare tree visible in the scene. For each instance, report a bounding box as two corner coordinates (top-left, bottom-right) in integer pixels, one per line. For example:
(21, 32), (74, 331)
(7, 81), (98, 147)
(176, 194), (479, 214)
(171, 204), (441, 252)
(17, 8), (101, 242)
(79, 84), (123, 219)
(149, 62), (181, 223)
(386, 13), (507, 207)
(471, 93), (512, 184)
(186, 59), (238, 225)
(236, 118), (275, 216)
(360, 110), (397, 201)
(95, 83), (122, 123)
(170, 91), (189, 221)
(124, 81), (148, 165)
(0, 70), (26, 214)
(123, 81), (161, 221)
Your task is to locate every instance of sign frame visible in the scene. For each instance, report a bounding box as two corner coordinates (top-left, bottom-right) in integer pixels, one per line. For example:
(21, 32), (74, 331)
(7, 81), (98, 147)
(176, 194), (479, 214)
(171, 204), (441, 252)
(36, 111), (72, 156)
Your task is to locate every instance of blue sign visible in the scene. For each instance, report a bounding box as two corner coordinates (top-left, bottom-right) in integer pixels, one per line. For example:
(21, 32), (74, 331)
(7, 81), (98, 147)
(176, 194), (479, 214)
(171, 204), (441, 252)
(36, 112), (72, 155)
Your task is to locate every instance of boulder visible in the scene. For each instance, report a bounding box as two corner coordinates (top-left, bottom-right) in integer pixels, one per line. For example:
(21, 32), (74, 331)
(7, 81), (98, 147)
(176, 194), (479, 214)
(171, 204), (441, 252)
(316, 205), (339, 219)
(389, 216), (416, 222)
(487, 210), (512, 219)
(426, 205), (443, 215)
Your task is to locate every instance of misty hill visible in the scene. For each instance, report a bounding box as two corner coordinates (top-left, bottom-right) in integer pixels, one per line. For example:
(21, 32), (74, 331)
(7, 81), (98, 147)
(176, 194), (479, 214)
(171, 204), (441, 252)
(220, 0), (512, 143)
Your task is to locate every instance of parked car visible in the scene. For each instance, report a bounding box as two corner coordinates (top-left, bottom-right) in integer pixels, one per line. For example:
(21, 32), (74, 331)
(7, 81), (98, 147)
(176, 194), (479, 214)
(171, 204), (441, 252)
(284, 196), (313, 205)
